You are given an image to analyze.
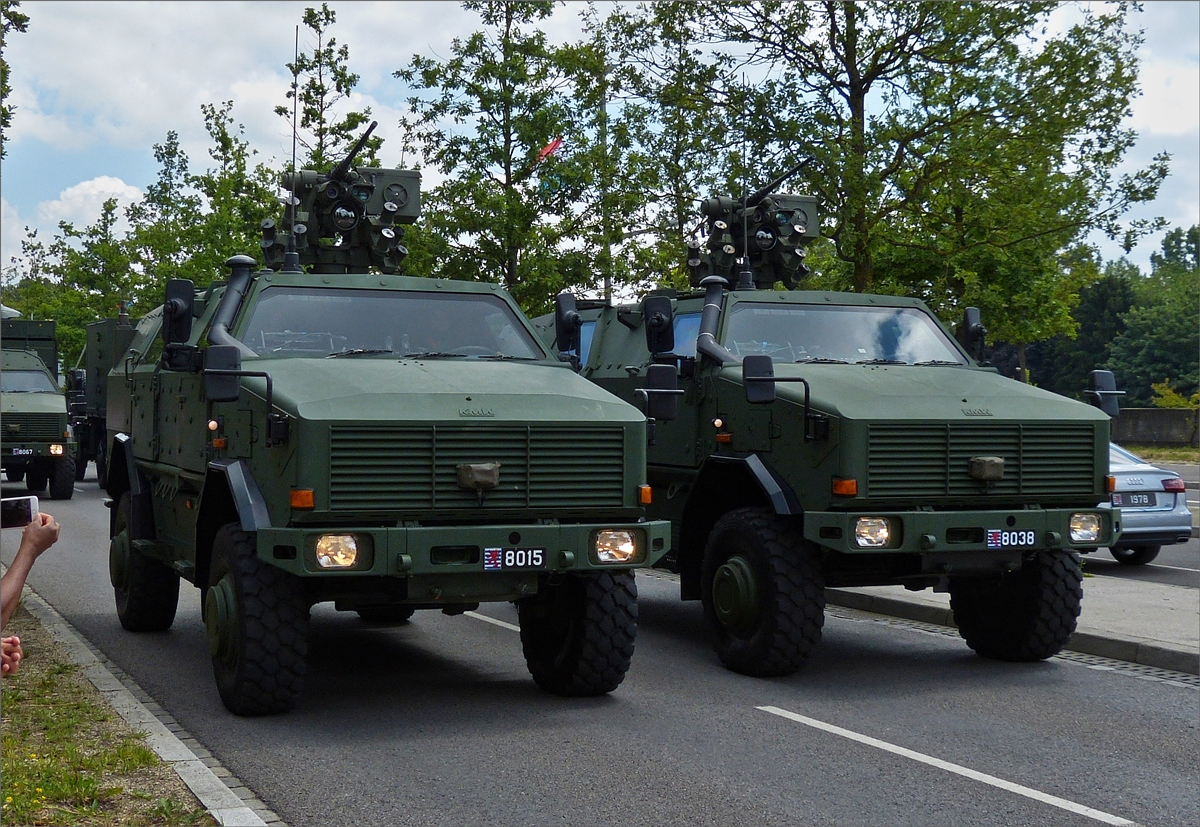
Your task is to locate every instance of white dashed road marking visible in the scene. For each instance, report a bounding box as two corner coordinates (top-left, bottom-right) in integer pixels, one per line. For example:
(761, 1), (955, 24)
(757, 705), (1140, 827)
(465, 610), (520, 632)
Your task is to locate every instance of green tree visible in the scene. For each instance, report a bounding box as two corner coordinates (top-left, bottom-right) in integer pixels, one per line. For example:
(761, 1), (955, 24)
(705, 1), (1168, 311)
(396, 0), (588, 311)
(276, 3), (380, 172)
(0, 0), (28, 159)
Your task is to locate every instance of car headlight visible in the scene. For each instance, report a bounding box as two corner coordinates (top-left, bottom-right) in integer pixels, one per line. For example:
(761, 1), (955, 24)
(49, 444), (64, 456)
(593, 529), (643, 564)
(854, 517), (893, 548)
(1069, 513), (1101, 543)
(315, 534), (359, 568)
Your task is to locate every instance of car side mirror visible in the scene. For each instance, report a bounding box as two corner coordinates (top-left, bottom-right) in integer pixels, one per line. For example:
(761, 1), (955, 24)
(643, 295), (675, 355)
(743, 354), (776, 404)
(1086, 369), (1123, 418)
(554, 292), (582, 357)
(162, 279), (195, 346)
(204, 345), (242, 402)
(644, 363), (679, 421)
(957, 306), (986, 361)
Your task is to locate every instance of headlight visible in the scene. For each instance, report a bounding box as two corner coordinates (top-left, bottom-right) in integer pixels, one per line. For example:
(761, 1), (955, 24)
(1069, 513), (1101, 543)
(593, 529), (643, 564)
(315, 534), (358, 568)
(49, 444), (64, 456)
(854, 517), (892, 548)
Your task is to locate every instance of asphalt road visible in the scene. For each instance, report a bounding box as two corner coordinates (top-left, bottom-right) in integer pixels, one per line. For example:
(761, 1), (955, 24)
(4, 471), (1198, 827)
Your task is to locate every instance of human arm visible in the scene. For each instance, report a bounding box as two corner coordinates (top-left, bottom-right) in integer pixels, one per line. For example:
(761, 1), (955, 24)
(1, 512), (60, 630)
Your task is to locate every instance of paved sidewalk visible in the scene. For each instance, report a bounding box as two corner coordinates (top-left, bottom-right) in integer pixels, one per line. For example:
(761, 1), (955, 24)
(828, 572), (1200, 675)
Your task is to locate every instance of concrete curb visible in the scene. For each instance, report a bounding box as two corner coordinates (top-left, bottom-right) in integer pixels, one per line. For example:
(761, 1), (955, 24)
(17, 587), (271, 827)
(825, 588), (1200, 676)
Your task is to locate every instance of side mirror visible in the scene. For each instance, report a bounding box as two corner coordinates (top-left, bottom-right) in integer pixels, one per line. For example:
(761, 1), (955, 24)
(204, 345), (242, 402)
(554, 292), (582, 357)
(1086, 369), (1124, 418)
(957, 306), (986, 361)
(643, 295), (675, 355)
(743, 354), (776, 404)
(644, 363), (679, 421)
(162, 279), (195, 346)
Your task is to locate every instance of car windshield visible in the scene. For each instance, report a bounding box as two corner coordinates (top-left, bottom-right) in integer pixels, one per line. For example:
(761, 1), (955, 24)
(1, 370), (58, 393)
(237, 287), (545, 360)
(722, 303), (967, 365)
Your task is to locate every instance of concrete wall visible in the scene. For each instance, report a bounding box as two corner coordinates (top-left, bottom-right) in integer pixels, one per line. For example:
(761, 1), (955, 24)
(1112, 408), (1200, 447)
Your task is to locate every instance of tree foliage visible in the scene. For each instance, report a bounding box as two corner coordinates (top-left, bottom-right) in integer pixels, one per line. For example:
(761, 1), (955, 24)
(1, 0), (29, 159)
(276, 3), (380, 172)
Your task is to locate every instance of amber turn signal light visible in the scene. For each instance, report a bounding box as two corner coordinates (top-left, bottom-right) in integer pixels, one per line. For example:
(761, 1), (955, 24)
(1106, 475), (1116, 493)
(639, 485), (652, 505)
(290, 489), (315, 509)
(832, 478), (858, 496)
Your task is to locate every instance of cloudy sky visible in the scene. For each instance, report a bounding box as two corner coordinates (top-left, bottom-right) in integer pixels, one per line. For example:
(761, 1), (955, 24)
(2, 1), (1197, 275)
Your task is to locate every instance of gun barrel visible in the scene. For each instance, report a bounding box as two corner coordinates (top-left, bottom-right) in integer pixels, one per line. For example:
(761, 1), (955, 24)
(329, 120), (378, 182)
(745, 159), (809, 208)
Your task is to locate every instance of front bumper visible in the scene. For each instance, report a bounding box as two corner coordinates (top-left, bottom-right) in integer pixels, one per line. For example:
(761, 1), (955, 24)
(2, 442), (77, 466)
(803, 506), (1118, 554)
(256, 519), (672, 581)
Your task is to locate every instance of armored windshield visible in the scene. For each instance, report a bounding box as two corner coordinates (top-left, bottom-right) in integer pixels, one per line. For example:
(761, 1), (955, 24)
(1, 370), (59, 393)
(237, 287), (545, 360)
(723, 303), (967, 365)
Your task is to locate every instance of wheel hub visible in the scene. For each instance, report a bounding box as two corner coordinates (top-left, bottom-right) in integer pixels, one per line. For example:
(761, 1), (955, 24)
(204, 576), (238, 663)
(108, 531), (130, 591)
(712, 554), (760, 635)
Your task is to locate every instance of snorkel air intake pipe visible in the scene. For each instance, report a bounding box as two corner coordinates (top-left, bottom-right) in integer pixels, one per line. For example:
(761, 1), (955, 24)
(695, 275), (739, 365)
(207, 255), (258, 358)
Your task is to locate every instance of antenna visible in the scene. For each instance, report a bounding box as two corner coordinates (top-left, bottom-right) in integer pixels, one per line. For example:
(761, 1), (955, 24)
(283, 25), (301, 273)
(736, 77), (755, 290)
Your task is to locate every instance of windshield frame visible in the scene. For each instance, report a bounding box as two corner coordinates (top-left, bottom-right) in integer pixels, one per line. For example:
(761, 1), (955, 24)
(1, 369), (60, 393)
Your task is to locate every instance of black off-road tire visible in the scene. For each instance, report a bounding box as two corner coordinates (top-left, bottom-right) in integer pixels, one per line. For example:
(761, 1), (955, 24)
(206, 522), (309, 715)
(518, 571), (638, 696)
(356, 606), (416, 623)
(75, 456), (88, 481)
(1109, 544), (1161, 566)
(949, 550), (1082, 661)
(110, 493), (179, 632)
(25, 466), (47, 492)
(48, 457), (76, 500)
(701, 507), (825, 677)
(6, 466), (25, 482)
(96, 444), (109, 489)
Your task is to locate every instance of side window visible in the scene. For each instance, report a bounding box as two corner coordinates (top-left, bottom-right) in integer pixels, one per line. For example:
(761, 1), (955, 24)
(578, 320), (596, 365)
(673, 313), (701, 358)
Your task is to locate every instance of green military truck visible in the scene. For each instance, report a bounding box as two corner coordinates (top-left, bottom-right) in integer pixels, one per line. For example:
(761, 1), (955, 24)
(537, 183), (1118, 677)
(2, 318), (77, 498)
(100, 124), (671, 715)
(65, 310), (139, 487)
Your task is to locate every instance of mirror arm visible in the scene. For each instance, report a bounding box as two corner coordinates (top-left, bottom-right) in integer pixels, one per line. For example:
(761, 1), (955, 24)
(743, 375), (824, 441)
(202, 369), (289, 447)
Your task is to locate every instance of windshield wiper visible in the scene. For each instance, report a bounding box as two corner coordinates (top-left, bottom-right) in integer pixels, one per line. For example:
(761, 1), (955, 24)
(326, 348), (394, 358)
(795, 357), (849, 364)
(399, 351), (467, 359)
(856, 359), (908, 365)
(913, 359), (962, 366)
(476, 354), (536, 360)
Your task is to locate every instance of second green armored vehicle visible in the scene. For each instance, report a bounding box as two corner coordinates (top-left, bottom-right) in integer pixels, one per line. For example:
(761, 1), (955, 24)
(100, 124), (670, 715)
(538, 179), (1118, 677)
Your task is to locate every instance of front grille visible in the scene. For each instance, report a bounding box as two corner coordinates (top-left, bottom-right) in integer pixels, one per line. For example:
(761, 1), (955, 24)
(329, 424), (626, 511)
(1, 412), (64, 442)
(867, 422), (1096, 499)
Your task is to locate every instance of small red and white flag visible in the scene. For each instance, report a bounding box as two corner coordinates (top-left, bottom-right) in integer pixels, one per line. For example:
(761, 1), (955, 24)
(535, 136), (563, 165)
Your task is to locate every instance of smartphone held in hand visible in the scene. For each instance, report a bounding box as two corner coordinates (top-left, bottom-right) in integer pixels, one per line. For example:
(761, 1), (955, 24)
(1, 496), (39, 529)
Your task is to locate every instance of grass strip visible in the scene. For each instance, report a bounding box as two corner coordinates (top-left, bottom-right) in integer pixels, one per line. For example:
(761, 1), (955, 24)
(1, 604), (217, 826)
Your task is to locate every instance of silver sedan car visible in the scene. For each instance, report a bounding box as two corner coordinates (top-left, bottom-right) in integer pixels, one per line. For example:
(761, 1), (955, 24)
(1099, 443), (1192, 565)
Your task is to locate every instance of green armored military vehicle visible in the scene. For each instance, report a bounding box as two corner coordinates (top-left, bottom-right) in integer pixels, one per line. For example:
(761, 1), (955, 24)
(2, 318), (77, 498)
(101, 124), (670, 715)
(538, 180), (1118, 677)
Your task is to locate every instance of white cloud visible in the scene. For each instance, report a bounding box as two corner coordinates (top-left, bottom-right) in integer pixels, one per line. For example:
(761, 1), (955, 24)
(2, 197), (30, 269)
(34, 176), (143, 230)
(1129, 60), (1200, 136)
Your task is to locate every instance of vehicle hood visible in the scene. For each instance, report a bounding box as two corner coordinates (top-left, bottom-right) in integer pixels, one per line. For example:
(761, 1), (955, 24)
(244, 357), (645, 423)
(1, 391), (66, 415)
(722, 362), (1110, 423)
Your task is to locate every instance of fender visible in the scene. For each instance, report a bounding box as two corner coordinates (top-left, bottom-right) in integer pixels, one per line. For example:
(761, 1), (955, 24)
(677, 453), (802, 600)
(107, 433), (155, 541)
(195, 459), (270, 589)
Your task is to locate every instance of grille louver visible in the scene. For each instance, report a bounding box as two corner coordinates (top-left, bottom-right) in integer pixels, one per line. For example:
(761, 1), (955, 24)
(330, 425), (625, 511)
(867, 423), (1096, 499)
(2, 413), (64, 442)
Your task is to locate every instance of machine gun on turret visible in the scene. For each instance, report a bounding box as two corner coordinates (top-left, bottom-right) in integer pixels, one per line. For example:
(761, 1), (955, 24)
(259, 121), (421, 274)
(686, 160), (819, 290)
